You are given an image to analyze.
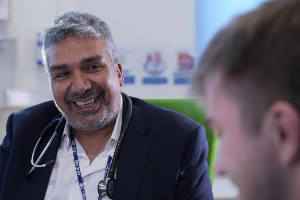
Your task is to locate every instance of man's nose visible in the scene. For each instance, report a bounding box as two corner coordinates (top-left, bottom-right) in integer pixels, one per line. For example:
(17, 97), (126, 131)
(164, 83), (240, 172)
(71, 72), (92, 94)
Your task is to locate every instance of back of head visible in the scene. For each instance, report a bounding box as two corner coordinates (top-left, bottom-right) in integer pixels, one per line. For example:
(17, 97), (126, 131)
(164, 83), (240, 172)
(194, 0), (300, 129)
(42, 12), (118, 70)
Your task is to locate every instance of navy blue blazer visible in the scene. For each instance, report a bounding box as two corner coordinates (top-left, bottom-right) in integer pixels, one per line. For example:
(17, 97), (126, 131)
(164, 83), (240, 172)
(0, 95), (213, 200)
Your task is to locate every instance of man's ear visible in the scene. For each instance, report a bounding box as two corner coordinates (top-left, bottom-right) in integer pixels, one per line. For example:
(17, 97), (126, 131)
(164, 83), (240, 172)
(268, 101), (300, 166)
(116, 63), (124, 86)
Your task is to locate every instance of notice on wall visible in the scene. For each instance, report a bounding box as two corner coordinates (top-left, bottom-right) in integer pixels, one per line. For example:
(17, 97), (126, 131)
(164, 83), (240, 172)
(117, 46), (195, 87)
(141, 48), (169, 85)
(0, 0), (9, 21)
(173, 50), (195, 85)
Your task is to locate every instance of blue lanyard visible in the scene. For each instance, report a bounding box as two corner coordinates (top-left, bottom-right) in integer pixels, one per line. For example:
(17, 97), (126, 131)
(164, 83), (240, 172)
(70, 127), (112, 200)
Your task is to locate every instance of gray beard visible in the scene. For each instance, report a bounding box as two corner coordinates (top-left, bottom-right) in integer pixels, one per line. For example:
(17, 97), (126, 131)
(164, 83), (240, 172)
(55, 98), (119, 132)
(65, 105), (114, 132)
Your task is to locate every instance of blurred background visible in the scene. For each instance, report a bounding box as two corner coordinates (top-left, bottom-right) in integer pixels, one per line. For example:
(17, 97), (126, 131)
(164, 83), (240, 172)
(0, 0), (268, 199)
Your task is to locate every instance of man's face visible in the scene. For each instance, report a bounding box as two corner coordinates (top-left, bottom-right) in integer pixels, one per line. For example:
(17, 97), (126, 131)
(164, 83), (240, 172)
(46, 37), (124, 131)
(204, 73), (283, 200)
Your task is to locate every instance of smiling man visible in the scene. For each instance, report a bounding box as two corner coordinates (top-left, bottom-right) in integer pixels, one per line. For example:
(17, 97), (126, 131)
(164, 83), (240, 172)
(0, 12), (213, 199)
(193, 1), (300, 200)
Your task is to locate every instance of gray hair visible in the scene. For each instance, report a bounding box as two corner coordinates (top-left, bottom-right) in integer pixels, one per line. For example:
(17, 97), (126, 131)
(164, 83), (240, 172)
(42, 12), (118, 71)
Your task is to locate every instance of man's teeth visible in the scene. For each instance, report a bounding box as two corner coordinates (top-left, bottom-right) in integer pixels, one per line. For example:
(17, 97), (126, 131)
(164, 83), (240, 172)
(75, 97), (97, 108)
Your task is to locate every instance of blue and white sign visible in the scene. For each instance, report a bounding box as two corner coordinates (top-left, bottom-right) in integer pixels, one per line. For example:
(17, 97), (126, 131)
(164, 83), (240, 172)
(141, 50), (168, 85)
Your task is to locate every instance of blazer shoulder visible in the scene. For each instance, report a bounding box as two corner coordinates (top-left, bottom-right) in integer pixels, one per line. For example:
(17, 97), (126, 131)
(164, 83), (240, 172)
(130, 97), (202, 132)
(14, 101), (59, 119)
(11, 101), (60, 130)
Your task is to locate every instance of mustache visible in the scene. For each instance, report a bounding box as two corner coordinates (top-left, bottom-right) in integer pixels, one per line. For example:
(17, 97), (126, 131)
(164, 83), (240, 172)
(65, 87), (105, 102)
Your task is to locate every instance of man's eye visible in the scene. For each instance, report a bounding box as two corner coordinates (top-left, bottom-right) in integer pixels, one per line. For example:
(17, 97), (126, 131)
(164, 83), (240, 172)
(56, 72), (69, 78)
(87, 64), (102, 71)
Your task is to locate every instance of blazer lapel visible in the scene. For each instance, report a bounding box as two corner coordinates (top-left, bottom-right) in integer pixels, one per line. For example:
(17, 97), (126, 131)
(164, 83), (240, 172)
(114, 96), (152, 199)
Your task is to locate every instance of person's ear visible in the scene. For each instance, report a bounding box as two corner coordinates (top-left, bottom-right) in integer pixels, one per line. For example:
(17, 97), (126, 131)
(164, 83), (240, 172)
(268, 101), (300, 166)
(116, 63), (124, 86)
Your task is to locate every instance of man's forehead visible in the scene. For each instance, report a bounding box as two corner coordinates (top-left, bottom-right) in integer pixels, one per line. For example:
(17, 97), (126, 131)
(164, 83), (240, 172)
(204, 72), (242, 126)
(203, 73), (223, 125)
(204, 72), (224, 106)
(204, 71), (241, 105)
(45, 37), (108, 66)
(45, 36), (106, 50)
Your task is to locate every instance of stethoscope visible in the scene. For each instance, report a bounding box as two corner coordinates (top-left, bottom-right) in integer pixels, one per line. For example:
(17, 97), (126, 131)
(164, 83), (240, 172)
(27, 92), (132, 199)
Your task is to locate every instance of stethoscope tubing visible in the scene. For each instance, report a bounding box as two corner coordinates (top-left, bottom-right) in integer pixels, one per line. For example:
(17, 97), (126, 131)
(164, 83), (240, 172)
(31, 130), (57, 168)
(96, 93), (132, 199)
(106, 93), (132, 180)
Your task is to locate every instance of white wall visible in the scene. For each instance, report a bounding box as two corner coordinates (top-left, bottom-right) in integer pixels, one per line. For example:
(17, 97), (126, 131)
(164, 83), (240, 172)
(2, 0), (195, 98)
(0, 0), (18, 89)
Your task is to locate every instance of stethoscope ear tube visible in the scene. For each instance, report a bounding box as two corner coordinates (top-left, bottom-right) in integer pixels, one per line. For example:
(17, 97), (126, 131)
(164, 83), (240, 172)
(39, 118), (60, 138)
(27, 116), (65, 177)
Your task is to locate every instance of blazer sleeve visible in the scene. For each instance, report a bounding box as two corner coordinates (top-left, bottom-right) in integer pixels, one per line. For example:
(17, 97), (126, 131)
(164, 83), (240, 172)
(0, 114), (14, 191)
(176, 125), (213, 200)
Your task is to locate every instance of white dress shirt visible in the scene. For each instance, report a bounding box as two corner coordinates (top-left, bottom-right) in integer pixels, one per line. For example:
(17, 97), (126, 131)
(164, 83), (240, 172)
(45, 98), (123, 200)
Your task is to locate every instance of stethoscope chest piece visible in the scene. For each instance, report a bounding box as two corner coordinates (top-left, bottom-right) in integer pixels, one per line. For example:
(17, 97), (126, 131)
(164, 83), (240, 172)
(98, 178), (116, 199)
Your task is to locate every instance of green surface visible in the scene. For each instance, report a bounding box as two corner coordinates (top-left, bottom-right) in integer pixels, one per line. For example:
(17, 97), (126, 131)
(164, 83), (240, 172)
(144, 98), (218, 186)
